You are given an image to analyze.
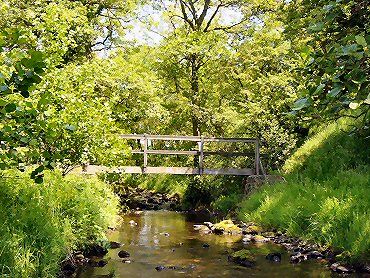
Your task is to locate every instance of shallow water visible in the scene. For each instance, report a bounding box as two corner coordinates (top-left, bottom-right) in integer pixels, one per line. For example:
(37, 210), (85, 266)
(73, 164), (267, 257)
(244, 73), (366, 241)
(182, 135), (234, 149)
(77, 210), (338, 278)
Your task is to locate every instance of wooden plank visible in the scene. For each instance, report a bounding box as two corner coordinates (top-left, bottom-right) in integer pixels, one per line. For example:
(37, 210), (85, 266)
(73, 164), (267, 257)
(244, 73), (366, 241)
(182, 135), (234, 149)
(81, 165), (254, 176)
(143, 134), (148, 172)
(120, 166), (198, 174)
(120, 134), (257, 143)
(119, 166), (253, 176)
(255, 138), (260, 175)
(132, 150), (199, 155)
(130, 150), (257, 157)
(199, 136), (204, 175)
(204, 151), (256, 157)
(202, 168), (254, 176)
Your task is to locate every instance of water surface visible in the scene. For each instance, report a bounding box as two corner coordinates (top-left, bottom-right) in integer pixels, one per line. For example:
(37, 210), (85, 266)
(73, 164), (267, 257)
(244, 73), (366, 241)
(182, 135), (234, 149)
(78, 210), (338, 278)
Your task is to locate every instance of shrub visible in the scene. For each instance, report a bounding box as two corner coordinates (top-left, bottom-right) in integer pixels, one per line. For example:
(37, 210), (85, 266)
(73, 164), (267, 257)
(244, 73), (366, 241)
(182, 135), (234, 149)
(0, 170), (119, 278)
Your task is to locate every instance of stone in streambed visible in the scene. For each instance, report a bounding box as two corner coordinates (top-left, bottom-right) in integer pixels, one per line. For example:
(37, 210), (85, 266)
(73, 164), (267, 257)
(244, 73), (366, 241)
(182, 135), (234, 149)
(129, 220), (137, 226)
(262, 231), (275, 238)
(228, 249), (256, 267)
(122, 258), (131, 263)
(155, 265), (166, 271)
(266, 253), (282, 262)
(252, 235), (269, 243)
(330, 263), (352, 274)
(118, 250), (130, 258)
(193, 224), (211, 233)
(244, 225), (263, 234)
(109, 241), (122, 249)
(242, 234), (254, 243)
(307, 250), (324, 259)
(212, 220), (241, 235)
(88, 259), (108, 267)
(290, 252), (307, 264)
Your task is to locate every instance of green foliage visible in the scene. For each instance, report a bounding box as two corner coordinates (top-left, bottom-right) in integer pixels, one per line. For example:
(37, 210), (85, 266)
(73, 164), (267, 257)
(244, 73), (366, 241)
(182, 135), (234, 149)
(0, 170), (119, 277)
(239, 120), (370, 262)
(211, 193), (243, 214)
(287, 0), (370, 123)
(283, 119), (369, 179)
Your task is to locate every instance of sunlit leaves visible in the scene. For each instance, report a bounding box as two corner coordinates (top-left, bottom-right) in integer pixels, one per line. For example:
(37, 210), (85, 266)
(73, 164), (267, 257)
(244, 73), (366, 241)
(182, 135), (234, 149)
(287, 0), (370, 123)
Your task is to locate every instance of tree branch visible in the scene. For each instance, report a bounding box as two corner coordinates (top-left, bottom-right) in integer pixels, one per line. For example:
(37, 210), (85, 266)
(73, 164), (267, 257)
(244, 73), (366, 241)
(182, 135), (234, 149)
(203, 4), (222, 32)
(197, 0), (211, 28)
(179, 0), (195, 30)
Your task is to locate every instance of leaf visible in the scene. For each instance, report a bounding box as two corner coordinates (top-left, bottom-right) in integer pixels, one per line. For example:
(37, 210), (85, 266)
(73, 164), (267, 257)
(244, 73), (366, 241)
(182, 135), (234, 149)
(30, 50), (43, 62)
(5, 103), (16, 112)
(20, 90), (30, 98)
(44, 110), (52, 116)
(293, 97), (313, 110)
(355, 35), (367, 47)
(313, 84), (325, 95)
(34, 165), (44, 173)
(309, 22), (324, 32)
(29, 139), (38, 145)
(0, 85), (8, 91)
(64, 125), (77, 131)
(34, 176), (43, 184)
(365, 94), (370, 105)
(328, 86), (342, 97)
(349, 102), (359, 109)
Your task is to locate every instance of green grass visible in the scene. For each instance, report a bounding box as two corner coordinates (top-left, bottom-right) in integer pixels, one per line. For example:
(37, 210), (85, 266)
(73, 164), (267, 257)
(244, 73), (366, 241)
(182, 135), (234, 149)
(238, 119), (370, 262)
(0, 170), (119, 278)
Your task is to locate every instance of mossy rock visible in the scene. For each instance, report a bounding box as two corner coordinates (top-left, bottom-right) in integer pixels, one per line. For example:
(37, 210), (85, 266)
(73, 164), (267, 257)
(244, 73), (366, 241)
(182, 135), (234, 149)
(228, 249), (256, 267)
(262, 232), (275, 238)
(213, 220), (242, 234)
(245, 225), (263, 234)
(252, 235), (269, 243)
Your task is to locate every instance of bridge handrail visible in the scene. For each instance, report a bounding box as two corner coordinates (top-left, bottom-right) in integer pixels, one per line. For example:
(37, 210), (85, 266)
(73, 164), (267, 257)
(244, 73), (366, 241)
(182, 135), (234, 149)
(119, 134), (257, 143)
(119, 134), (262, 176)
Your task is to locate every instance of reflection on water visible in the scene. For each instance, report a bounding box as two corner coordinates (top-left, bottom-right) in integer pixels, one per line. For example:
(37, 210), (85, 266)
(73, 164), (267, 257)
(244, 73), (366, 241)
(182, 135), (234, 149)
(77, 211), (338, 278)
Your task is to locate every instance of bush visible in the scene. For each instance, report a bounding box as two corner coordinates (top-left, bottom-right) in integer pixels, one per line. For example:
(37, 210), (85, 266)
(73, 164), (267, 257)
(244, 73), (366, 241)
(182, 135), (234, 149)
(0, 170), (119, 278)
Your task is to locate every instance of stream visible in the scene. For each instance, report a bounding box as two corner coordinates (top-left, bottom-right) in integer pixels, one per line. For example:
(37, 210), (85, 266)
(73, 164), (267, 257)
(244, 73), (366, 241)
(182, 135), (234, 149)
(77, 210), (338, 278)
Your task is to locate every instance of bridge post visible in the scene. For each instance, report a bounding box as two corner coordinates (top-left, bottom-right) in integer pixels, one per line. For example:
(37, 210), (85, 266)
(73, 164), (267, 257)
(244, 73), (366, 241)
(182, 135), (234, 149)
(143, 133), (148, 173)
(198, 135), (204, 175)
(255, 137), (260, 175)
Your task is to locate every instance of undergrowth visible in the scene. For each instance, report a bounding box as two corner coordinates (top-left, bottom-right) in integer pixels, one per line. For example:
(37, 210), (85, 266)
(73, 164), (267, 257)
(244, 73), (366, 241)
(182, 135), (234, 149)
(239, 119), (370, 262)
(101, 172), (244, 212)
(0, 170), (119, 278)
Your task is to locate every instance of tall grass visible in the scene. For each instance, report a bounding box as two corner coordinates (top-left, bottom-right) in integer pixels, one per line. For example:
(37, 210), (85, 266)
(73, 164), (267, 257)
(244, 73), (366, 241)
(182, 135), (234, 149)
(0, 170), (119, 278)
(239, 120), (370, 262)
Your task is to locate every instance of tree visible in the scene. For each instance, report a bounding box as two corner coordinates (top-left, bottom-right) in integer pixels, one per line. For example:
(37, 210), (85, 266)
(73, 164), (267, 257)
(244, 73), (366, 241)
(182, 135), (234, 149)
(0, 0), (136, 180)
(287, 0), (370, 126)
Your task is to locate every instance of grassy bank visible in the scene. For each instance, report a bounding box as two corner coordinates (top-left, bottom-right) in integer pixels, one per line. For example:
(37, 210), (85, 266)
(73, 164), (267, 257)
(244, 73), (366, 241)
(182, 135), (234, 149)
(0, 170), (119, 278)
(238, 120), (370, 262)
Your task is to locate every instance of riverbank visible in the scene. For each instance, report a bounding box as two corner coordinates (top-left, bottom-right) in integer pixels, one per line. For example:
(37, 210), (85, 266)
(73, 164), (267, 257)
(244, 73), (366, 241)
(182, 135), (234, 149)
(238, 120), (370, 271)
(0, 170), (119, 278)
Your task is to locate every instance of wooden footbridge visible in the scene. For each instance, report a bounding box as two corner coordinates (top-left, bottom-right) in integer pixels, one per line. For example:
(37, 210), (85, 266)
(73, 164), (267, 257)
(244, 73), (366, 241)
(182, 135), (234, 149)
(104, 134), (264, 176)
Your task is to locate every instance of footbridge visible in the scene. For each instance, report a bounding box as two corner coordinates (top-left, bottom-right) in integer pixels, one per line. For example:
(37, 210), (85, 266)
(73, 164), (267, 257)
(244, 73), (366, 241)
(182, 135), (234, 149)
(105, 134), (265, 176)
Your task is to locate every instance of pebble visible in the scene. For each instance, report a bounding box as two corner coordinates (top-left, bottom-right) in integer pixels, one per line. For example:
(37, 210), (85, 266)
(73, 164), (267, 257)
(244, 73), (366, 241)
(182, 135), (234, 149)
(118, 250), (130, 258)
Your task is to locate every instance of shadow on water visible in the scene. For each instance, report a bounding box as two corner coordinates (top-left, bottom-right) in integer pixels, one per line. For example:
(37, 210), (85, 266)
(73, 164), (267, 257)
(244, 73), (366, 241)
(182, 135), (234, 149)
(77, 210), (339, 278)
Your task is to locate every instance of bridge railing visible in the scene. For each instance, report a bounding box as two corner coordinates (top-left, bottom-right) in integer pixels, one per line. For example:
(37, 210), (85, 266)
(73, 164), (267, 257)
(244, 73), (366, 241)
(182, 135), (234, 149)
(119, 134), (264, 176)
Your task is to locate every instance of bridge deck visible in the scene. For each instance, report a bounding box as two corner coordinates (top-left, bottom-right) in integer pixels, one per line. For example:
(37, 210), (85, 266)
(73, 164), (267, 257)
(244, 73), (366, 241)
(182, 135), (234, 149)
(81, 166), (254, 176)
